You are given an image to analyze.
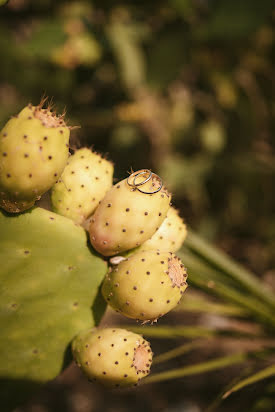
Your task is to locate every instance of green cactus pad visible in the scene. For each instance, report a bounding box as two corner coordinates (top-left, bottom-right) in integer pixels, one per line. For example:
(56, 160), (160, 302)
(0, 207), (107, 412)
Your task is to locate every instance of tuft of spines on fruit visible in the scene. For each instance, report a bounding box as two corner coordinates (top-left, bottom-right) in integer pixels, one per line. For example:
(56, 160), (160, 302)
(0, 100), (71, 213)
(89, 169), (171, 256)
(102, 250), (188, 322)
(72, 327), (153, 387)
(51, 148), (114, 224)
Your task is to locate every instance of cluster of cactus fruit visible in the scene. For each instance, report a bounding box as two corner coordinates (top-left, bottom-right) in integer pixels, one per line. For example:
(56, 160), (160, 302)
(0, 101), (188, 389)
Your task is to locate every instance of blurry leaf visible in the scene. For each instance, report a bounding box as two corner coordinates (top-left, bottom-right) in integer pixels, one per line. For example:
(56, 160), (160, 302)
(25, 21), (67, 59)
(51, 33), (102, 69)
(107, 21), (146, 90)
(147, 26), (187, 88)
(199, 0), (275, 40)
(145, 352), (248, 384)
(170, 0), (194, 18)
(199, 120), (226, 154)
(223, 364), (275, 398)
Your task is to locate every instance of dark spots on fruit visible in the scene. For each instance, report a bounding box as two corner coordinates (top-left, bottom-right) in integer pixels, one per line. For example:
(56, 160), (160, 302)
(124, 374), (128, 378)
(73, 302), (78, 307)
(133, 286), (137, 290)
(124, 338), (127, 341)
(68, 266), (73, 270)
(159, 212), (162, 216)
(159, 236), (163, 240)
(126, 301), (130, 305)
(66, 207), (70, 211)
(168, 223), (171, 226)
(2, 152), (7, 157)
(85, 166), (89, 169)
(122, 228), (126, 232)
(125, 352), (129, 356)
(146, 271), (150, 275)
(105, 222), (109, 226)
(98, 335), (101, 339)
(117, 185), (120, 189)
(59, 130), (63, 134)
(161, 194), (164, 198)
(161, 261), (165, 264)
(140, 230), (144, 234)
(29, 173), (32, 178)
(24, 250), (30, 255)
(81, 184), (84, 188)
(68, 188), (71, 192)
(71, 171), (75, 174)
(156, 252), (160, 255)
(95, 176), (99, 180)
(92, 197), (96, 201)
(11, 303), (17, 309)
(149, 298), (153, 302)
(49, 217), (54, 220)
(98, 353), (101, 356)
(28, 116), (32, 120)
(107, 203), (112, 207)
(111, 343), (114, 347)
(114, 283), (119, 287)
(112, 329), (116, 332)
(98, 159), (102, 163)
(6, 173), (11, 178)
(126, 270), (130, 274)
(166, 300), (170, 303)
(115, 361), (119, 365)
(43, 136), (48, 141)
(81, 155), (84, 159)
(78, 205), (82, 208)
(32, 349), (38, 355)
(48, 155), (52, 160)
(3, 132), (7, 137)
(144, 212), (148, 216)
(141, 258), (145, 262)
(126, 208), (130, 212)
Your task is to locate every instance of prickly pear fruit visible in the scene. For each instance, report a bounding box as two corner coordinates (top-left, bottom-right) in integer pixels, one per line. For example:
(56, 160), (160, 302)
(102, 250), (188, 322)
(0, 102), (70, 213)
(72, 327), (152, 387)
(51, 148), (113, 224)
(140, 206), (187, 253)
(89, 169), (171, 256)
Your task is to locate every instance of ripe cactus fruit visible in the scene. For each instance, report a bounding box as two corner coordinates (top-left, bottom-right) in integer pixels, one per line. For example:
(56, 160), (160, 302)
(72, 327), (152, 387)
(0, 102), (70, 213)
(140, 206), (187, 253)
(102, 250), (188, 322)
(89, 169), (171, 256)
(51, 148), (114, 224)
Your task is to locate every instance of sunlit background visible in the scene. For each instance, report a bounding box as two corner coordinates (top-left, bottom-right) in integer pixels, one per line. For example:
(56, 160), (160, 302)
(1, 1), (275, 411)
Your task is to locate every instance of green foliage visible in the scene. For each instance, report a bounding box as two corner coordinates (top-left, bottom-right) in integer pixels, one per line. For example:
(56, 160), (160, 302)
(0, 207), (107, 411)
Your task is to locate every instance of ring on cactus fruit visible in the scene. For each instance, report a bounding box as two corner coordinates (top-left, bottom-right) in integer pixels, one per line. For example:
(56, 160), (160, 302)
(127, 169), (152, 187)
(135, 173), (163, 194)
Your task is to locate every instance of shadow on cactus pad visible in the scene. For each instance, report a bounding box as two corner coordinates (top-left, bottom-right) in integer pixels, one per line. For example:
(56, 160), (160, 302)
(0, 207), (108, 412)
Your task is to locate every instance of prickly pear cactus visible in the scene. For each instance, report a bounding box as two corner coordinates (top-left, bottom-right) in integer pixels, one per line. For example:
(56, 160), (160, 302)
(0, 103), (70, 213)
(140, 206), (187, 253)
(89, 169), (171, 256)
(0, 207), (107, 412)
(51, 148), (114, 224)
(72, 327), (152, 387)
(102, 250), (188, 322)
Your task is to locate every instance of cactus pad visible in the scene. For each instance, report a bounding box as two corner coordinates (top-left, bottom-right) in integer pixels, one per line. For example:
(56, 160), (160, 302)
(0, 207), (107, 411)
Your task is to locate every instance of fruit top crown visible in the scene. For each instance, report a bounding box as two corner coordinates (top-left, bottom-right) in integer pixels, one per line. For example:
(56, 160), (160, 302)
(30, 102), (67, 128)
(168, 255), (188, 287)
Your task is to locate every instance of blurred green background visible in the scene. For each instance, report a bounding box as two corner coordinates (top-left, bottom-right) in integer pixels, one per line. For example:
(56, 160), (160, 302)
(1, 1), (275, 411)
